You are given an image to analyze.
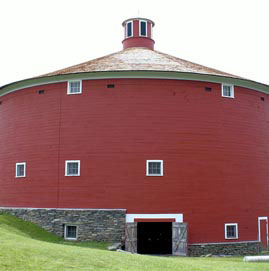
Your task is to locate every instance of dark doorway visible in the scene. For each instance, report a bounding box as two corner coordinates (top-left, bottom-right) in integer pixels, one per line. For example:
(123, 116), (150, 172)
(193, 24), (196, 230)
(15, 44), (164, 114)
(137, 222), (172, 254)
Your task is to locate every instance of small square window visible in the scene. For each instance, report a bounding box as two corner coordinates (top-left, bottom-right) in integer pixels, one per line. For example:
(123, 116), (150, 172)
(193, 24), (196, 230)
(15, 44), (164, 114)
(225, 223), (238, 239)
(222, 84), (234, 98)
(140, 20), (147, 36)
(65, 160), (80, 176)
(64, 225), (78, 240)
(126, 21), (133, 38)
(67, 80), (82, 94)
(16, 162), (26, 178)
(146, 160), (163, 176)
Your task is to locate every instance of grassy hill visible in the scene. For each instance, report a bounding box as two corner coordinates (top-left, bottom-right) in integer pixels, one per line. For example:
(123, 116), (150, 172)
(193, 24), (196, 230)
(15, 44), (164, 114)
(0, 214), (267, 271)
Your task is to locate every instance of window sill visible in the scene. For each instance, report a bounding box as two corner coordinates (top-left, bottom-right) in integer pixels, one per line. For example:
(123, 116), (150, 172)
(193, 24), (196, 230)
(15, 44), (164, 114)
(67, 92), (82, 95)
(222, 95), (234, 99)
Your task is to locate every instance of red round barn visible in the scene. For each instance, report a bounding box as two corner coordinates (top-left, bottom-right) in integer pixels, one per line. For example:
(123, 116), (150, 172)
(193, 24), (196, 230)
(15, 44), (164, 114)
(0, 17), (269, 256)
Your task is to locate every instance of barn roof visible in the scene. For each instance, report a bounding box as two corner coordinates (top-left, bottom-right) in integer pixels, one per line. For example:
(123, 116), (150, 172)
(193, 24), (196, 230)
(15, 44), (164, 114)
(1, 16), (268, 97)
(42, 47), (240, 79)
(1, 47), (268, 97)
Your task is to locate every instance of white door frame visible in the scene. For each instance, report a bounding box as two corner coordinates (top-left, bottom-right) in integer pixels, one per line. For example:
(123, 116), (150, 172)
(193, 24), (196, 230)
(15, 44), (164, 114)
(126, 213), (183, 223)
(258, 216), (268, 248)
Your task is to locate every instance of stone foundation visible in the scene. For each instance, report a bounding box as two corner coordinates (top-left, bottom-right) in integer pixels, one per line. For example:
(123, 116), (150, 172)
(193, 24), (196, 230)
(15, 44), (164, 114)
(188, 241), (261, 256)
(0, 207), (262, 255)
(0, 207), (126, 242)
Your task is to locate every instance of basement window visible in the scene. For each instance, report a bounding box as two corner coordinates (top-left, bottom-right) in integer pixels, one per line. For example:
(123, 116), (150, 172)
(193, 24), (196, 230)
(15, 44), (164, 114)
(140, 20), (147, 36)
(225, 223), (238, 239)
(64, 225), (78, 240)
(16, 162), (26, 178)
(222, 84), (234, 98)
(126, 21), (133, 38)
(146, 160), (163, 176)
(65, 160), (80, 176)
(67, 80), (82, 94)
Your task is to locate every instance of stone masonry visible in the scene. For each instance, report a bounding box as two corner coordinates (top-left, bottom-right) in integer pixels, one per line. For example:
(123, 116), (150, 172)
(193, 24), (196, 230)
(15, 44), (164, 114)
(0, 207), (261, 255)
(0, 207), (126, 242)
(188, 241), (261, 256)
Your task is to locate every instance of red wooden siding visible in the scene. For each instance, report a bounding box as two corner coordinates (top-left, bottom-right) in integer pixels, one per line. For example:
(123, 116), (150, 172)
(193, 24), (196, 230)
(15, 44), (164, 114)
(260, 219), (268, 249)
(0, 79), (269, 244)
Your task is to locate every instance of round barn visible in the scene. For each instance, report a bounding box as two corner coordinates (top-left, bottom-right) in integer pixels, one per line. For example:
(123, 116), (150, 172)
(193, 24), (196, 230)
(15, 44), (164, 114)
(0, 18), (269, 256)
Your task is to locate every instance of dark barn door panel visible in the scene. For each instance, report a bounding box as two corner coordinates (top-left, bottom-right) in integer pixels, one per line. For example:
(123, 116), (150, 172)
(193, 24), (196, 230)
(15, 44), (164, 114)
(137, 222), (172, 254)
(172, 222), (188, 256)
(125, 222), (137, 253)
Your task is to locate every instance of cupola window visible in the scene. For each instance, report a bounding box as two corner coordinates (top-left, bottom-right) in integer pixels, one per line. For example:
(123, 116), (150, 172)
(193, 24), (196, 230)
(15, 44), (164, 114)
(126, 21), (133, 38)
(140, 20), (147, 36)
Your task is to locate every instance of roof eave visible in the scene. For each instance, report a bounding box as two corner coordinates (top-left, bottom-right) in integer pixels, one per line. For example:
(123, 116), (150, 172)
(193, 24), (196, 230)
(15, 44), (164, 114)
(0, 71), (268, 97)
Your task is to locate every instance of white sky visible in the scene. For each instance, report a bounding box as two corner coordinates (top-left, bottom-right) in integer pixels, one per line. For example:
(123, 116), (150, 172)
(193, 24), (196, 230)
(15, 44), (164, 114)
(1, 0), (268, 87)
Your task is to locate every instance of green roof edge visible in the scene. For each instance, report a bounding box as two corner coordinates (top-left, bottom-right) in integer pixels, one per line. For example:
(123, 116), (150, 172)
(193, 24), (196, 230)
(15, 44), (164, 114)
(0, 71), (268, 97)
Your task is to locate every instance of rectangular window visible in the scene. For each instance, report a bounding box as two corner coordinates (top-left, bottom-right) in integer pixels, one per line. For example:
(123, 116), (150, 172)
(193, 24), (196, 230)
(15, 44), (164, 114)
(16, 162), (26, 178)
(140, 20), (147, 36)
(67, 80), (82, 94)
(222, 84), (234, 98)
(146, 160), (163, 176)
(126, 21), (133, 38)
(225, 223), (238, 239)
(65, 160), (80, 176)
(64, 225), (78, 240)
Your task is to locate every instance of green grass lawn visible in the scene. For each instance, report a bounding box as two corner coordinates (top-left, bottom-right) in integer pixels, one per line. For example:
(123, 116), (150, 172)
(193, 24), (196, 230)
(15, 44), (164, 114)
(0, 214), (268, 271)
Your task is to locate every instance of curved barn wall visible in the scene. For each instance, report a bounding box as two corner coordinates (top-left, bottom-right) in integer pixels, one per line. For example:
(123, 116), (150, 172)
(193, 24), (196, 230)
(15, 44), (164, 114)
(0, 78), (269, 245)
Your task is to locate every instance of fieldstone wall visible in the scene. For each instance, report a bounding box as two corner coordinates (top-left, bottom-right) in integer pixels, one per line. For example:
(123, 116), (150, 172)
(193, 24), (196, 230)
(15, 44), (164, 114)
(188, 241), (261, 256)
(0, 207), (126, 242)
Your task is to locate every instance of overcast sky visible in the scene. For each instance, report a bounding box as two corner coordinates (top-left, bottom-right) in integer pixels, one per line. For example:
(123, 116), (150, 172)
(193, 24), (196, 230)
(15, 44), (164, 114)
(1, 0), (268, 87)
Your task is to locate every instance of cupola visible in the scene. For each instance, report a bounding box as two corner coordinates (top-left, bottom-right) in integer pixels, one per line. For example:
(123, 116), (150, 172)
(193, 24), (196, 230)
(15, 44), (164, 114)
(122, 18), (155, 50)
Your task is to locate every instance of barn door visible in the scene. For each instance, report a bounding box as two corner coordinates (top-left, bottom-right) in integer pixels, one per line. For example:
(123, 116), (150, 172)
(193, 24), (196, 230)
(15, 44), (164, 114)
(172, 222), (188, 256)
(125, 222), (137, 253)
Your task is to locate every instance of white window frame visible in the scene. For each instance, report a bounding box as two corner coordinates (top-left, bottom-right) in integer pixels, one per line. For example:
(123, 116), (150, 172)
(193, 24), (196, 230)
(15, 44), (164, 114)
(126, 21), (133, 38)
(64, 224), (78, 240)
(139, 20), (147, 37)
(67, 80), (82, 95)
(16, 162), (26, 178)
(222, 83), (234, 98)
(225, 223), (238, 239)
(65, 160), (80, 176)
(146, 160), (163, 176)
